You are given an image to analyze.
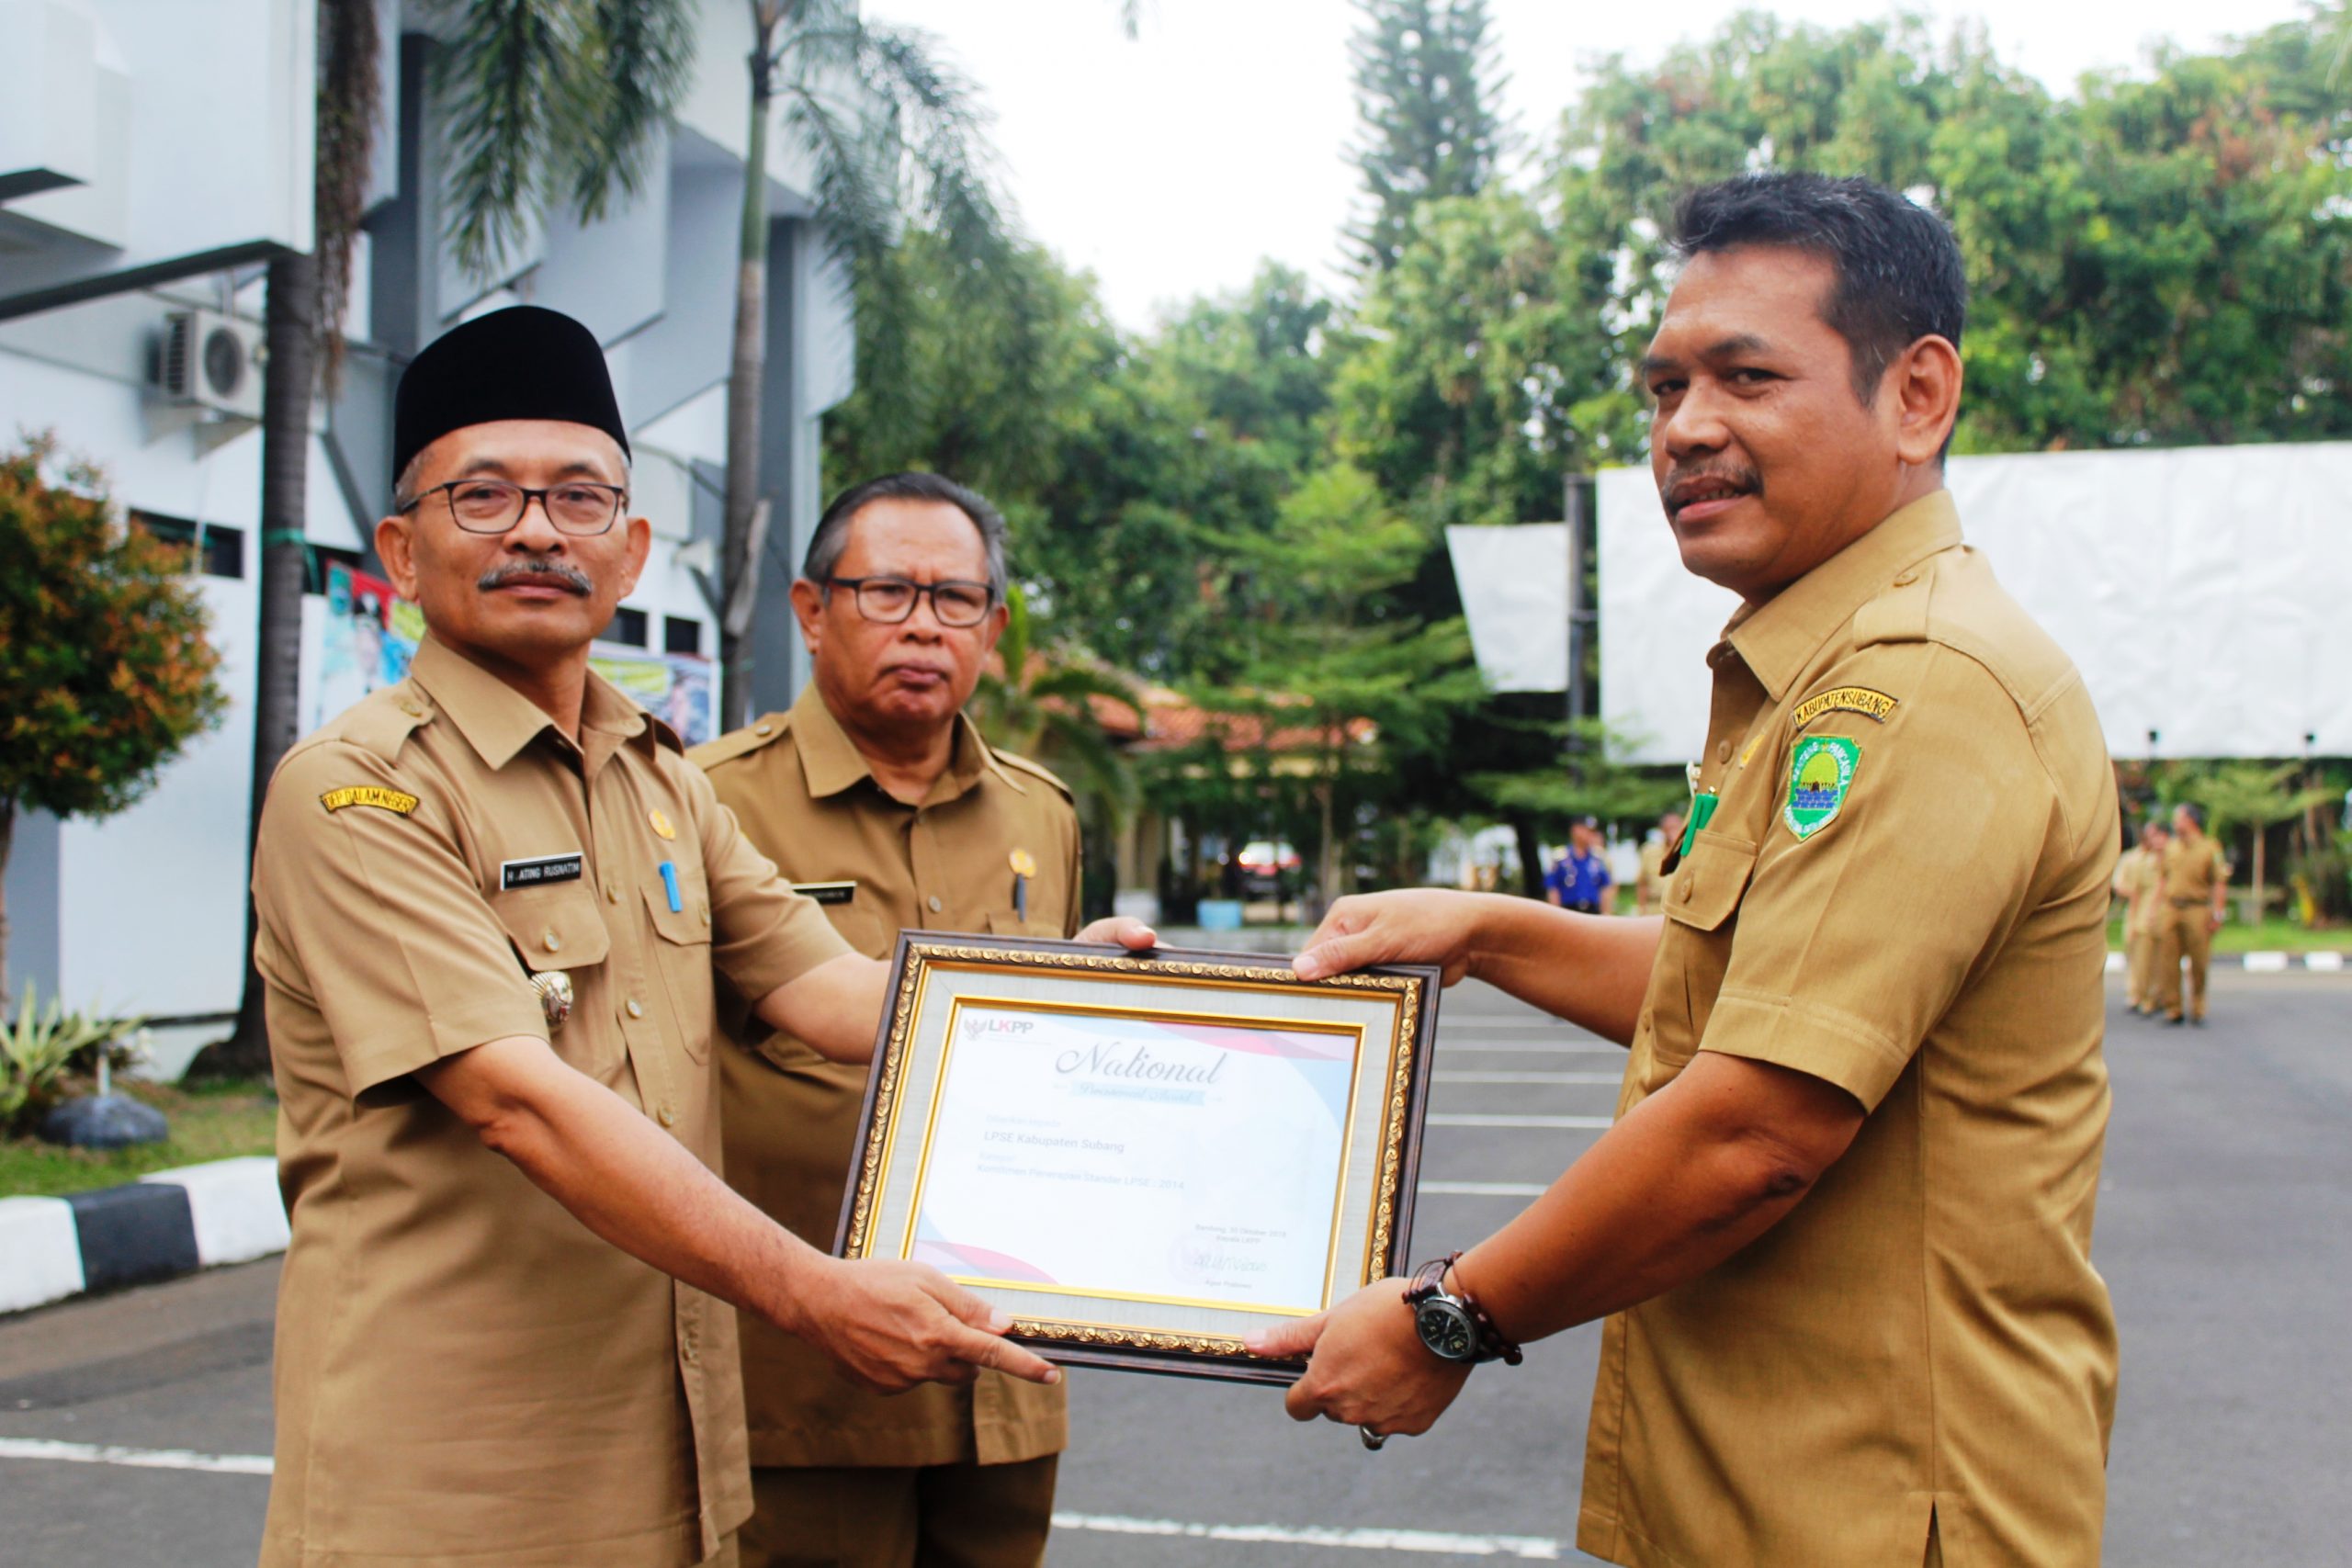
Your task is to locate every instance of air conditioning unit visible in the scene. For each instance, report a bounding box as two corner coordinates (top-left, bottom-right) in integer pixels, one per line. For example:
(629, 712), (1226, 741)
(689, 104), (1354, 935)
(158, 309), (265, 421)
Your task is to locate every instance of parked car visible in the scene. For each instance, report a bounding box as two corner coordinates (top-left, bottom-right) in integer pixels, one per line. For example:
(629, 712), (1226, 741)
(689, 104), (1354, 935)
(1236, 840), (1302, 897)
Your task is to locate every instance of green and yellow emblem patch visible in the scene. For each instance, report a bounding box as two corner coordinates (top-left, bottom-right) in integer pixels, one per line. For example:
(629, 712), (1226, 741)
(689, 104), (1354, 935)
(1782, 736), (1860, 841)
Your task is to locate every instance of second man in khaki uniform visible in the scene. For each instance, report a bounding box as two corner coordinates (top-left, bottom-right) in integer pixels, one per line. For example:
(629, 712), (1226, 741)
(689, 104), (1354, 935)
(2157, 802), (2230, 1025)
(692, 473), (1077, 1568)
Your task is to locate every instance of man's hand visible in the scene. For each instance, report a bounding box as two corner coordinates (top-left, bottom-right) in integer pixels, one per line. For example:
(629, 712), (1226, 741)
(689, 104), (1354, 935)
(785, 1256), (1062, 1394)
(1075, 915), (1159, 951)
(1294, 890), (1486, 985)
(1246, 1279), (1472, 1438)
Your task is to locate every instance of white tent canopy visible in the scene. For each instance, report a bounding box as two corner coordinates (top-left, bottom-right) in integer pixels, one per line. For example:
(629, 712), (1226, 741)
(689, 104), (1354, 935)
(1588, 442), (2352, 765)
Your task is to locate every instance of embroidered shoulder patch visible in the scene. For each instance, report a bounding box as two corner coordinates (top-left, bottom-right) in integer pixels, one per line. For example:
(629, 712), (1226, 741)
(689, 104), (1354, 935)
(321, 785), (419, 817)
(1791, 686), (1898, 728)
(1782, 737), (1860, 841)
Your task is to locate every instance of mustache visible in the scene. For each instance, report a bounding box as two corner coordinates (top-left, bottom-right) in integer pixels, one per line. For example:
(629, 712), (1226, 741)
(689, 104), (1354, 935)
(1659, 462), (1762, 511)
(477, 558), (593, 595)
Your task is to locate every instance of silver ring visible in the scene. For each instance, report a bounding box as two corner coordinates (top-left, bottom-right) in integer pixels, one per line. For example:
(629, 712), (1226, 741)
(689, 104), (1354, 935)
(1360, 1426), (1388, 1450)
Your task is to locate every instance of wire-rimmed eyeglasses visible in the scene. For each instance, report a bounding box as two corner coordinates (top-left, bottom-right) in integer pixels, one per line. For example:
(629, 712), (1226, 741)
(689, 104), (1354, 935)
(821, 574), (996, 627)
(397, 479), (628, 536)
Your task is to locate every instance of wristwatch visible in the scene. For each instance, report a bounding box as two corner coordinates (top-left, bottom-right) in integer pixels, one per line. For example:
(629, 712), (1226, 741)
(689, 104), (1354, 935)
(1404, 1253), (1523, 1367)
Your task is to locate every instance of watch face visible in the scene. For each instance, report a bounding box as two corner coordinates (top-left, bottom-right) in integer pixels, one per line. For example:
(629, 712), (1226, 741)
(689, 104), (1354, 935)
(1416, 1300), (1477, 1362)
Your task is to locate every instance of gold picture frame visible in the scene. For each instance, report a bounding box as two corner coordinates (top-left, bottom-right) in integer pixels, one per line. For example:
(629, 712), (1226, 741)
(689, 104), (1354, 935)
(834, 934), (1443, 1383)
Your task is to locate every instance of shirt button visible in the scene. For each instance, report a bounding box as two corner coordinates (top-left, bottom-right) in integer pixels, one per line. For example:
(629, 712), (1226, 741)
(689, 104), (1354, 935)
(605, 885), (620, 904)
(699, 903), (710, 926)
(542, 932), (560, 953)
(1715, 740), (1732, 764)
(1894, 570), (1918, 587)
(754, 722), (773, 736)
(928, 896), (944, 913)
(399, 699), (424, 716)
(626, 998), (644, 1019)
(656, 1102), (675, 1127)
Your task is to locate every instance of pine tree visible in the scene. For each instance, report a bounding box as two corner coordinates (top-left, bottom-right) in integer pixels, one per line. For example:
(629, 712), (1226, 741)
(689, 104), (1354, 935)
(1345, 0), (1505, 274)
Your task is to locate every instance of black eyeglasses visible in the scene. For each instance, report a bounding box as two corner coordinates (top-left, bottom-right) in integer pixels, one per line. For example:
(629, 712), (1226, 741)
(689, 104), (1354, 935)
(822, 575), (996, 627)
(398, 479), (628, 536)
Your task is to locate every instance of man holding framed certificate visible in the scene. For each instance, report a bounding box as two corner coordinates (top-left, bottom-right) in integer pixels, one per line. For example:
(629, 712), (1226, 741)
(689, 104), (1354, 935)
(693, 473), (1101, 1568)
(1254, 175), (2119, 1568)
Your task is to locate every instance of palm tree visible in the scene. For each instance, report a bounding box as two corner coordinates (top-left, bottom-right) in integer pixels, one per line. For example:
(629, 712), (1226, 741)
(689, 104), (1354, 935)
(718, 0), (1015, 728)
(969, 586), (1143, 832)
(193, 0), (382, 1078)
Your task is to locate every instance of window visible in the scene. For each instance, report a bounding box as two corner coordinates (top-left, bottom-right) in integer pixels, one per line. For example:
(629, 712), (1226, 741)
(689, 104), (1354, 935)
(130, 512), (243, 580)
(663, 615), (702, 656)
(603, 606), (649, 648)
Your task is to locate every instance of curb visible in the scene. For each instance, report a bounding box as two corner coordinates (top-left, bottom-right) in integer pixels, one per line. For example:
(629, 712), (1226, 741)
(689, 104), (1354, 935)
(2106, 951), (2346, 974)
(0, 1156), (287, 1315)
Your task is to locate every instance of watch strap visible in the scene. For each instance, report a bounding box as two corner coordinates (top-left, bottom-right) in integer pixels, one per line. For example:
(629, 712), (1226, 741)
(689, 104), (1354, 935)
(1406, 1252), (1524, 1367)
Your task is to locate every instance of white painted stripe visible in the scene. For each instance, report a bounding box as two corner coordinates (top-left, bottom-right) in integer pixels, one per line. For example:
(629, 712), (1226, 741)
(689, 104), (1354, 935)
(142, 1156), (288, 1267)
(1051, 1511), (1563, 1559)
(2306, 952), (2346, 973)
(0, 1438), (273, 1476)
(0, 1197), (85, 1314)
(1428, 1113), (1614, 1130)
(0, 1442), (1567, 1557)
(2244, 951), (2290, 973)
(1435, 1070), (1622, 1085)
(2103, 951), (2127, 974)
(1438, 1042), (1622, 1056)
(1419, 1180), (1549, 1198)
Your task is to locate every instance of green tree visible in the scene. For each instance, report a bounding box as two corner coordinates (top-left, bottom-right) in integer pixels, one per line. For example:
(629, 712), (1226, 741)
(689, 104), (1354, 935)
(1199, 463), (1478, 906)
(1347, 0), (1506, 274)
(967, 584), (1142, 833)
(0, 440), (227, 1001)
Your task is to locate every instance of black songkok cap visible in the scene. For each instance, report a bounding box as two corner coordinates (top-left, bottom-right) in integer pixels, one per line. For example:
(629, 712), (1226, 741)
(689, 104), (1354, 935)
(391, 305), (630, 486)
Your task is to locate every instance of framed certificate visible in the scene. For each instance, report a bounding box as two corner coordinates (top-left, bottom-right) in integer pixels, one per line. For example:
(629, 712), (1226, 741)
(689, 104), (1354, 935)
(834, 935), (1442, 1383)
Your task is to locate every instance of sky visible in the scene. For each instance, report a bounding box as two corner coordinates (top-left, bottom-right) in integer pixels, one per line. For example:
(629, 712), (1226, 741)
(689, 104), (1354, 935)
(865, 0), (2320, 331)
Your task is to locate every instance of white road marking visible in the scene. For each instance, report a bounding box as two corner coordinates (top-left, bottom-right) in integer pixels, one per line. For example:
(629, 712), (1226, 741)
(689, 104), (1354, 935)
(1427, 1113), (1615, 1130)
(0, 1440), (1568, 1559)
(2307, 952), (2346, 972)
(1419, 1180), (1550, 1197)
(2245, 952), (2290, 973)
(0, 1437), (273, 1476)
(1051, 1512), (1564, 1559)
(1435, 1070), (1622, 1085)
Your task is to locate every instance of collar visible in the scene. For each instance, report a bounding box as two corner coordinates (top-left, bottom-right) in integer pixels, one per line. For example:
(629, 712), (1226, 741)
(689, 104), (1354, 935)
(408, 636), (658, 769)
(789, 682), (1007, 804)
(1721, 490), (1963, 700)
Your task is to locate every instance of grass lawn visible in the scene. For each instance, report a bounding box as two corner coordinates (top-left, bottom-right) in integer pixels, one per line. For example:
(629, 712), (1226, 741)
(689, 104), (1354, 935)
(2107, 914), (2349, 954)
(0, 1077), (277, 1200)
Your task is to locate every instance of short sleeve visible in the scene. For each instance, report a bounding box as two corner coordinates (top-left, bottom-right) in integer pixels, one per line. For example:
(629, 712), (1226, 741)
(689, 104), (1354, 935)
(1700, 647), (2056, 1110)
(682, 760), (853, 999)
(254, 744), (547, 1098)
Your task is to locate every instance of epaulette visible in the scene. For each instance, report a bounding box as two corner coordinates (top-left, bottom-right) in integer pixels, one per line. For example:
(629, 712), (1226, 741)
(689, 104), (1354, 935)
(1853, 559), (1936, 649)
(688, 710), (794, 771)
(333, 682), (435, 765)
(993, 749), (1073, 800)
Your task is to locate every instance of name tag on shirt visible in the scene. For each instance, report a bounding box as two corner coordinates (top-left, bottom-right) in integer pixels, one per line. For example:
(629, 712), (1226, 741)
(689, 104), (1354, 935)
(792, 880), (857, 906)
(502, 853), (584, 890)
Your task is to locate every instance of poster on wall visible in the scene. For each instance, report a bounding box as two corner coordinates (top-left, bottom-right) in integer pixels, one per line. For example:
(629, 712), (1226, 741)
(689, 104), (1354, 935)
(308, 562), (715, 746)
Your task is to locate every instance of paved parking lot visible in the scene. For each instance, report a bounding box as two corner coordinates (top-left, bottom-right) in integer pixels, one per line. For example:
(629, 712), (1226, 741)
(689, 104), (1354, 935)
(4, 970), (2346, 1564)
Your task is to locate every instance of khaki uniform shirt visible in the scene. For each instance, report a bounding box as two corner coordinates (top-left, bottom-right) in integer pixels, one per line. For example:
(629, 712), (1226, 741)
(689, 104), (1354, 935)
(1634, 839), (1670, 915)
(690, 685), (1079, 1470)
(2121, 849), (2169, 938)
(2162, 835), (2228, 903)
(253, 637), (850, 1568)
(1578, 494), (2120, 1568)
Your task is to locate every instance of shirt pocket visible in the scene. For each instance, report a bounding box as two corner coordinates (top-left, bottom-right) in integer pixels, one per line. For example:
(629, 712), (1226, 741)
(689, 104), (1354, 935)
(825, 902), (893, 961)
(642, 868), (717, 1062)
(487, 883), (616, 1072)
(1653, 830), (1758, 1067)
(985, 910), (1069, 941)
